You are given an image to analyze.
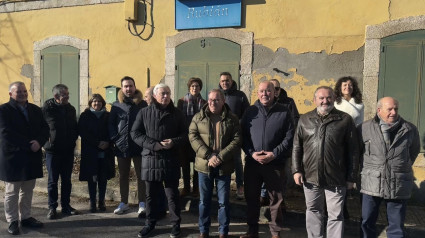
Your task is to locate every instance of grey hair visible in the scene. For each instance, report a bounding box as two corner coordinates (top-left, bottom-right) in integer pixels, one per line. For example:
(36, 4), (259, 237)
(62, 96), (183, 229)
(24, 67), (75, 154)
(9, 81), (25, 92)
(52, 84), (68, 96)
(153, 83), (170, 96)
(313, 86), (335, 100)
(376, 97), (399, 110)
(208, 89), (225, 101)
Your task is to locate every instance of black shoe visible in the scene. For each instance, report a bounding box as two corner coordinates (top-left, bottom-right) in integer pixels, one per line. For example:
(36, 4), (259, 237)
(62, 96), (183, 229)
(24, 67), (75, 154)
(170, 224), (181, 238)
(47, 208), (57, 220)
(90, 204), (97, 213)
(98, 201), (106, 212)
(21, 217), (43, 228)
(138, 225), (155, 238)
(8, 221), (19, 235)
(62, 206), (79, 215)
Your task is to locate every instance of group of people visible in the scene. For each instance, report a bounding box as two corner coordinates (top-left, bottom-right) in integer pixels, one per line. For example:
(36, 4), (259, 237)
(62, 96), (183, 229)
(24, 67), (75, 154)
(0, 73), (420, 238)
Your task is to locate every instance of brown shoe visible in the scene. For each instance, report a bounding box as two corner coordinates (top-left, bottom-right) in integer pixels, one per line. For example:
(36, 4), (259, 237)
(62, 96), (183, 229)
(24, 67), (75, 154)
(240, 233), (259, 238)
(199, 233), (209, 238)
(219, 235), (228, 238)
(272, 236), (280, 238)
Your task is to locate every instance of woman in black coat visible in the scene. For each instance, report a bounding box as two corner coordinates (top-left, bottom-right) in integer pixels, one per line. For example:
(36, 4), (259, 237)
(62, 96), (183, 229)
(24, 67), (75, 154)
(78, 94), (115, 212)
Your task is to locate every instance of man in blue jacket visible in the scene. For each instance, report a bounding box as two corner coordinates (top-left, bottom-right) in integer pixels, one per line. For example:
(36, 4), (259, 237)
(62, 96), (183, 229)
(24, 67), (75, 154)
(240, 81), (294, 238)
(0, 82), (49, 235)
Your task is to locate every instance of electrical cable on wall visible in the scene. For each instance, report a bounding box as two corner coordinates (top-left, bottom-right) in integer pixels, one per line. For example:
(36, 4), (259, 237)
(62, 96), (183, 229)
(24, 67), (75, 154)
(128, 0), (148, 36)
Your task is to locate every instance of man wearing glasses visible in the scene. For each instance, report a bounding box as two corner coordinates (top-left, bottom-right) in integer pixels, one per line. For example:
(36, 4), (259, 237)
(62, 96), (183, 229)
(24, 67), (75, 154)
(42, 84), (79, 219)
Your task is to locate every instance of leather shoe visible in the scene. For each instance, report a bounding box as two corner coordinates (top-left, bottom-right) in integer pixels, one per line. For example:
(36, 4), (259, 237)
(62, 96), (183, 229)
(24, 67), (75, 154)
(62, 206), (78, 215)
(138, 224), (155, 238)
(21, 217), (43, 228)
(272, 236), (280, 238)
(219, 235), (228, 238)
(8, 220), (19, 235)
(240, 233), (259, 238)
(199, 233), (209, 238)
(47, 208), (57, 220)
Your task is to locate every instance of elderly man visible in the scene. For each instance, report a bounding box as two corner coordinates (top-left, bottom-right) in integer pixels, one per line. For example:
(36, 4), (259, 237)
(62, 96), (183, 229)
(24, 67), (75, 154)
(189, 89), (241, 238)
(359, 97), (420, 238)
(0, 82), (49, 235)
(109, 76), (147, 216)
(218, 72), (249, 199)
(240, 81), (294, 238)
(42, 84), (79, 219)
(131, 83), (187, 238)
(292, 86), (359, 238)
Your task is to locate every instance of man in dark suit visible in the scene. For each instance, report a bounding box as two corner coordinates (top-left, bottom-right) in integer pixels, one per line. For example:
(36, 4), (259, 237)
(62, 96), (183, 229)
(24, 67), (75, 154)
(0, 81), (49, 235)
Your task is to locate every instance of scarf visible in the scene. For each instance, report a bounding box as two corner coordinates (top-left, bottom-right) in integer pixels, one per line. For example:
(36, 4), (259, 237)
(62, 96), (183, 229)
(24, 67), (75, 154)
(182, 93), (204, 116)
(378, 115), (401, 149)
(90, 107), (106, 118)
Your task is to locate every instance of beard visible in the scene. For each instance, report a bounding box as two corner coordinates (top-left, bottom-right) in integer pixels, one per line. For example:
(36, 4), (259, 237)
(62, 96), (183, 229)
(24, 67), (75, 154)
(317, 104), (334, 115)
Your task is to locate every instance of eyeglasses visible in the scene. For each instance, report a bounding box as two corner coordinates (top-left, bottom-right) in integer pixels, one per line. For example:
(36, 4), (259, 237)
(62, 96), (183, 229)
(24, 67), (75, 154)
(208, 99), (221, 103)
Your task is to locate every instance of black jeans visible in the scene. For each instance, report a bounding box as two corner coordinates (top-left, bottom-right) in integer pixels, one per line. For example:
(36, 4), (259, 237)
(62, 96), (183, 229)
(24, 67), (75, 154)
(88, 179), (107, 204)
(46, 151), (74, 209)
(145, 179), (181, 226)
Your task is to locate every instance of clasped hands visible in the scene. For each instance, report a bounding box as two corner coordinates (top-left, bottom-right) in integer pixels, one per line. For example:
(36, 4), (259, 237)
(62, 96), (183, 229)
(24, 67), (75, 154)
(154, 139), (174, 151)
(252, 150), (275, 164)
(208, 154), (222, 168)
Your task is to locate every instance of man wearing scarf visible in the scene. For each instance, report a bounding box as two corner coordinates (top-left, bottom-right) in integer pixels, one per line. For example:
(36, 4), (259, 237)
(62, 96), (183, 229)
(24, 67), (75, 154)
(359, 97), (420, 238)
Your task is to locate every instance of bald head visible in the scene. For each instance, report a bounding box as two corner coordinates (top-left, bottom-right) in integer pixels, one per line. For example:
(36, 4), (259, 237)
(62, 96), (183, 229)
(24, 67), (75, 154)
(257, 81), (275, 107)
(377, 97), (399, 124)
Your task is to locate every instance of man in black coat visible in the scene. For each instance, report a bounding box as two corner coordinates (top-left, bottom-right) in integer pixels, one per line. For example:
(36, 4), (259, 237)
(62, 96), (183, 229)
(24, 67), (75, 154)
(131, 83), (187, 238)
(0, 81), (49, 235)
(108, 76), (148, 216)
(42, 84), (79, 219)
(240, 81), (294, 238)
(218, 72), (249, 199)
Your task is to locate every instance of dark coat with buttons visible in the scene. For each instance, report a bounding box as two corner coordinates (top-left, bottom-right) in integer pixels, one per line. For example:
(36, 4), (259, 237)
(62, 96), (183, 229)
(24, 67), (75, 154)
(0, 98), (49, 182)
(131, 101), (187, 182)
(78, 109), (115, 181)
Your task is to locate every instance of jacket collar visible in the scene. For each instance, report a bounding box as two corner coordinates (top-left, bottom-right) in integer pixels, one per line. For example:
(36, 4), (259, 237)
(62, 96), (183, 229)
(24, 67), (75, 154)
(8, 98), (27, 109)
(254, 99), (279, 115)
(117, 89), (144, 105)
(152, 100), (175, 112)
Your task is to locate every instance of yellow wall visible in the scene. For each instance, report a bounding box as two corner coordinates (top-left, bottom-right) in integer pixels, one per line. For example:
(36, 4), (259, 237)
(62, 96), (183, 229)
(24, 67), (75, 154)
(1, 0), (425, 111)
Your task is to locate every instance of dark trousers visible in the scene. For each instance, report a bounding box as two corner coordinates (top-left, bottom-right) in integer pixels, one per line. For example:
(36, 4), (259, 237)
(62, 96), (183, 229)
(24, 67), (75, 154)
(145, 179), (181, 226)
(182, 162), (198, 192)
(244, 161), (285, 236)
(46, 151), (74, 209)
(361, 194), (407, 238)
(88, 179), (107, 204)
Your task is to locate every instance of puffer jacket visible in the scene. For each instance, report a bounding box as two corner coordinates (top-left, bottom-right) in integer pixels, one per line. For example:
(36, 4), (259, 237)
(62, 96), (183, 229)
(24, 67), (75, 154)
(241, 100), (294, 166)
(109, 89), (147, 158)
(359, 115), (420, 199)
(130, 101), (187, 182)
(292, 108), (359, 187)
(189, 103), (241, 176)
(42, 98), (78, 153)
(218, 82), (249, 119)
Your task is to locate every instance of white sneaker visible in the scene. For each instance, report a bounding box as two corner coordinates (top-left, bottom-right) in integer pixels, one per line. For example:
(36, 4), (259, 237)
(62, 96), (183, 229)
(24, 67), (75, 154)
(138, 202), (146, 214)
(114, 202), (129, 214)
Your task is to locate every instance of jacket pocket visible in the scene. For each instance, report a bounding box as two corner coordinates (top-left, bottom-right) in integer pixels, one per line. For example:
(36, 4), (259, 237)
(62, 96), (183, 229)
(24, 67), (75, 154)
(361, 169), (381, 194)
(364, 140), (370, 156)
(393, 172), (413, 198)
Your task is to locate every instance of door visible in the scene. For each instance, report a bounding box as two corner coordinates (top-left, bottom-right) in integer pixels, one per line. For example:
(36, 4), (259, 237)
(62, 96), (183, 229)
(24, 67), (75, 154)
(175, 37), (241, 101)
(379, 30), (425, 150)
(41, 45), (80, 114)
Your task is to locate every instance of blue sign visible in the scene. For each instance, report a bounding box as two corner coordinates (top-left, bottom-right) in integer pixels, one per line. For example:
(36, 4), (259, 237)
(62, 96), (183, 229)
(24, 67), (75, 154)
(175, 0), (242, 30)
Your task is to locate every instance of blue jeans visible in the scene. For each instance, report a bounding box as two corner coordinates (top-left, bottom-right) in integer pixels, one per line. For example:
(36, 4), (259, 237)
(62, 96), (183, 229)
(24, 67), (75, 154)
(361, 194), (407, 238)
(46, 151), (74, 209)
(198, 169), (231, 235)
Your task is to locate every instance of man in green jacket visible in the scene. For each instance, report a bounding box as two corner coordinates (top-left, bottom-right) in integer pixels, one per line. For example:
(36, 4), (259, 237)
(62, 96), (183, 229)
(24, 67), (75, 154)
(189, 89), (241, 238)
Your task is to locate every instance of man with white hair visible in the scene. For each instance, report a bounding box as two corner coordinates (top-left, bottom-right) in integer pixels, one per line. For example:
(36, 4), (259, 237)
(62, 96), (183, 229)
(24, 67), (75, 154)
(292, 86), (359, 238)
(0, 82), (49, 235)
(131, 84), (187, 238)
(359, 97), (420, 238)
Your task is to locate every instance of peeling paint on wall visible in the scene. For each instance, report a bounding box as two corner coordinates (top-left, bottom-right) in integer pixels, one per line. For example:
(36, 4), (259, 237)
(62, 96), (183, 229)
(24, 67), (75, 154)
(251, 45), (364, 113)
